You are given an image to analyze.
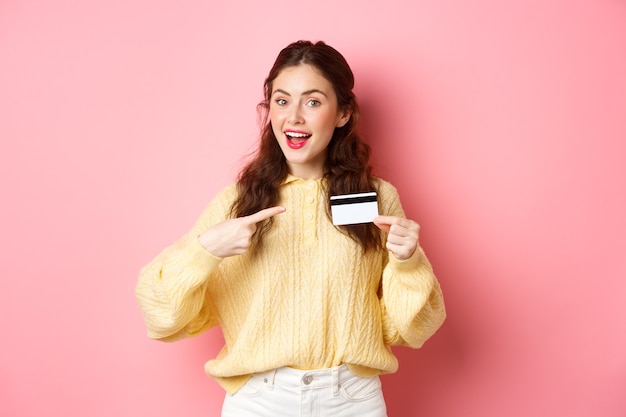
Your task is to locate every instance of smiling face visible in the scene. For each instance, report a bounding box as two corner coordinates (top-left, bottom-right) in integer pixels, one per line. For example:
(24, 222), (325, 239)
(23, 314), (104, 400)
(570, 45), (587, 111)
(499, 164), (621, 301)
(269, 64), (351, 179)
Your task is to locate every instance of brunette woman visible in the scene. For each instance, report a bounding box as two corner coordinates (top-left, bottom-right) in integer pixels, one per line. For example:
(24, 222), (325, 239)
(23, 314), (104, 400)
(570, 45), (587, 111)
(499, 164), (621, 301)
(136, 40), (446, 417)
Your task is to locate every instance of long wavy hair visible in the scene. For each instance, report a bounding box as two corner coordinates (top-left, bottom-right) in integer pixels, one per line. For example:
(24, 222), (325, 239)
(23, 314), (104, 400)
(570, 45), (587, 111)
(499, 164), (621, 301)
(231, 40), (382, 252)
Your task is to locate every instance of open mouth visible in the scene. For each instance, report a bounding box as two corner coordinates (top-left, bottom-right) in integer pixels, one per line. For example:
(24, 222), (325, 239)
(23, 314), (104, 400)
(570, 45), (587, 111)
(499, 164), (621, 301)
(285, 131), (312, 149)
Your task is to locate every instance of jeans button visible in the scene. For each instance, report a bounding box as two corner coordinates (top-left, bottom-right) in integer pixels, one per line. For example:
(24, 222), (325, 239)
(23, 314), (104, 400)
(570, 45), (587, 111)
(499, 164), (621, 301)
(303, 375), (314, 385)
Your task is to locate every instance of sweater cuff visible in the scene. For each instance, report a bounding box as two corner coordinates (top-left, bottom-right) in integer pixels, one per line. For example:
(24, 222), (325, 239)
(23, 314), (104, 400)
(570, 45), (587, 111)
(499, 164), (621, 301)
(161, 239), (222, 298)
(188, 237), (223, 271)
(166, 237), (223, 290)
(386, 246), (433, 288)
(388, 246), (425, 272)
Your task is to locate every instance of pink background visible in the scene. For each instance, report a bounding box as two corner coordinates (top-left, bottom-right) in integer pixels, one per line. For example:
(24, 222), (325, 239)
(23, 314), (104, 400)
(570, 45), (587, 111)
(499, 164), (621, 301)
(1, 0), (625, 416)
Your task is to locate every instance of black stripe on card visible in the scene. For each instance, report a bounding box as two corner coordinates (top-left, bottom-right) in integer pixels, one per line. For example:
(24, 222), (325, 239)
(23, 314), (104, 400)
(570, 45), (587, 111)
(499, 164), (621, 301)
(330, 194), (377, 206)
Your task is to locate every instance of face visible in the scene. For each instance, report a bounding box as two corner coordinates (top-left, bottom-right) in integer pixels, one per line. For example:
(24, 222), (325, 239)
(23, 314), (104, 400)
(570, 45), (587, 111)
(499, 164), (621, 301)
(270, 64), (351, 179)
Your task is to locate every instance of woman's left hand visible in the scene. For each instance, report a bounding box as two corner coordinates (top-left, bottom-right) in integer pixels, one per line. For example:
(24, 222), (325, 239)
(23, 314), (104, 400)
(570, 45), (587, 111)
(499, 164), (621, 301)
(373, 215), (420, 261)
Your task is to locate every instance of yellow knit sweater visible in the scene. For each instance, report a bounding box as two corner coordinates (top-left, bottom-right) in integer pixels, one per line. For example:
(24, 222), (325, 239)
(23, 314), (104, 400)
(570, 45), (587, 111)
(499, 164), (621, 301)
(136, 175), (446, 394)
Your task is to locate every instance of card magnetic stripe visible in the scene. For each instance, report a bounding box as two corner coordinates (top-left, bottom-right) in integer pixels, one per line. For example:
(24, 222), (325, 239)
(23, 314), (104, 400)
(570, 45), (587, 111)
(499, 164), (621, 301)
(330, 194), (378, 206)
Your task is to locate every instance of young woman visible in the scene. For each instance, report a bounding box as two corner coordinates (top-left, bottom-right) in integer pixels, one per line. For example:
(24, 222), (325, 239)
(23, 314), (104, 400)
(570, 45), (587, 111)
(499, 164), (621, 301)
(136, 40), (446, 417)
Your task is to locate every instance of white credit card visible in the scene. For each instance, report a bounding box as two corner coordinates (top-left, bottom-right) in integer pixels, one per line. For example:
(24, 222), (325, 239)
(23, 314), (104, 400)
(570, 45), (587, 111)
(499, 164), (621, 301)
(330, 192), (378, 225)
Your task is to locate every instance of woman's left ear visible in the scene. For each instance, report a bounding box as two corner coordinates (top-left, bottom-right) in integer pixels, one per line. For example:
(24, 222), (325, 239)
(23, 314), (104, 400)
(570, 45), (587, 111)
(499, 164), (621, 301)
(336, 108), (352, 128)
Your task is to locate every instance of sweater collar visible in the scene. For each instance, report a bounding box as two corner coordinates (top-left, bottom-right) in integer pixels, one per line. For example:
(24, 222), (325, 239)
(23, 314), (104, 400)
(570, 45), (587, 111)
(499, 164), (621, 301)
(283, 174), (325, 185)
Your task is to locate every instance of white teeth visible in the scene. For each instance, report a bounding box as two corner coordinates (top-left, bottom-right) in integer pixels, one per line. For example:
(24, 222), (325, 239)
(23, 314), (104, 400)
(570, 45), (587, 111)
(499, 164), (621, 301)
(285, 132), (311, 138)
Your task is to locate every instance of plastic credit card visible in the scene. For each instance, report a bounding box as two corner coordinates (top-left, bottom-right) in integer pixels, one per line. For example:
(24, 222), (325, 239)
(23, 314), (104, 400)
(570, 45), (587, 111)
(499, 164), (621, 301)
(330, 192), (378, 225)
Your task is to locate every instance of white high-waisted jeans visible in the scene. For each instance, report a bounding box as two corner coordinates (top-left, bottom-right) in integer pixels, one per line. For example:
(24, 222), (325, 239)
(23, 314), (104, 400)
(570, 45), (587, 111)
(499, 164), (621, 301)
(221, 365), (388, 417)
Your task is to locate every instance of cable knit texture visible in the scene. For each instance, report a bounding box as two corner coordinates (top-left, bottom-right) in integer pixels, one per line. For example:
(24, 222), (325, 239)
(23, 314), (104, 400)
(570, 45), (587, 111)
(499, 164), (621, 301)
(136, 176), (446, 394)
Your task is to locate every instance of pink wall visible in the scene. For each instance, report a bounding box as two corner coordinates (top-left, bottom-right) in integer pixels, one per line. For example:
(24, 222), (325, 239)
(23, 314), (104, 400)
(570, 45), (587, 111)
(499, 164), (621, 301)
(2, 1), (625, 416)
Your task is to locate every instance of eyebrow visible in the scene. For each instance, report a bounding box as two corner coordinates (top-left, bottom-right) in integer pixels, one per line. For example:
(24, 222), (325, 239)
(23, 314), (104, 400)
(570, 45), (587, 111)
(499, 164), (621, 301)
(272, 88), (329, 98)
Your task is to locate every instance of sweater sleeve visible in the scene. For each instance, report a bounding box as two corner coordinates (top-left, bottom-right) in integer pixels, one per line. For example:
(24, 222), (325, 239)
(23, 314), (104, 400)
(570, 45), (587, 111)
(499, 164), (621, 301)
(377, 182), (446, 348)
(135, 186), (235, 341)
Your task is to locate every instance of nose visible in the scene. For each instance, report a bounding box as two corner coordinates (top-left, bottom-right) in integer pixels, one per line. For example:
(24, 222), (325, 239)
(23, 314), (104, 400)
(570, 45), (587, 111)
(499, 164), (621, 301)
(288, 104), (304, 124)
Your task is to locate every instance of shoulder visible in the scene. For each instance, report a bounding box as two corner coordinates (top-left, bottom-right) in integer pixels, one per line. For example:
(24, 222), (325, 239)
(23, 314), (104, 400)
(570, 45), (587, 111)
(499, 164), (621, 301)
(212, 183), (238, 204)
(195, 184), (238, 227)
(373, 177), (405, 217)
(373, 177), (400, 199)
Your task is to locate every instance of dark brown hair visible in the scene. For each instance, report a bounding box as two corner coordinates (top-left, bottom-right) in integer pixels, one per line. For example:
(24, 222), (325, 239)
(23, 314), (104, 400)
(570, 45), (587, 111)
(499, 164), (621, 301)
(231, 40), (382, 252)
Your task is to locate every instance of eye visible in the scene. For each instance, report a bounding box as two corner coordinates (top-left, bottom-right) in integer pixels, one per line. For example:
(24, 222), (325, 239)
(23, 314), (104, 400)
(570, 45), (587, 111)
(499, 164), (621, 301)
(275, 98), (288, 106)
(307, 99), (321, 107)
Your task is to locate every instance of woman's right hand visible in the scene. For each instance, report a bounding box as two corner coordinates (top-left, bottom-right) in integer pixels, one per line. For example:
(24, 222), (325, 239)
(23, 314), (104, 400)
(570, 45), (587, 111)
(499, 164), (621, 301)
(198, 206), (286, 258)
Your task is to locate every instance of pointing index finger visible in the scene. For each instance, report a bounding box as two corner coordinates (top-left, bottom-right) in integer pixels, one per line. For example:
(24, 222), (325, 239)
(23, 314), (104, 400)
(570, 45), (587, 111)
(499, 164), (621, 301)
(245, 206), (286, 224)
(374, 215), (415, 232)
(374, 215), (392, 224)
(375, 215), (416, 225)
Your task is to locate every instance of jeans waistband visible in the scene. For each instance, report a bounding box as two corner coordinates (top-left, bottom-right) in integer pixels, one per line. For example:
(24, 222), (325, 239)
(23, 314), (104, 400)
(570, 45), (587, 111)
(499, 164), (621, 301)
(255, 365), (353, 394)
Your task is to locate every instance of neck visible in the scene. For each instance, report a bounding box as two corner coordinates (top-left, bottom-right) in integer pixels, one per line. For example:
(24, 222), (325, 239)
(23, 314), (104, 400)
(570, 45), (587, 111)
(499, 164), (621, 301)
(287, 165), (324, 180)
